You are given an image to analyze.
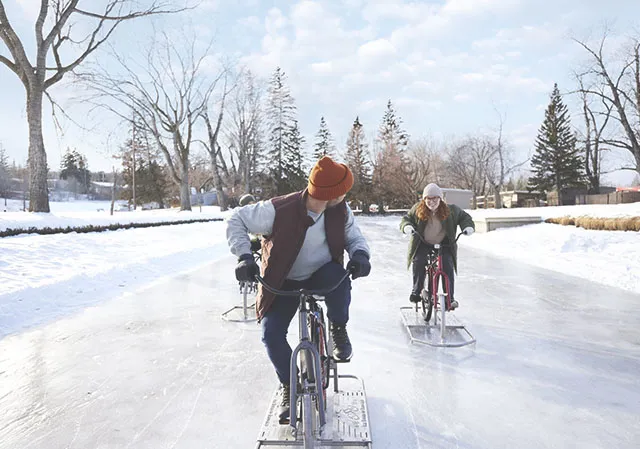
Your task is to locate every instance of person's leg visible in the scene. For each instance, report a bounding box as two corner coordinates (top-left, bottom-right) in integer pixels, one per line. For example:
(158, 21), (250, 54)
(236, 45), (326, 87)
(261, 281), (302, 422)
(307, 261), (352, 360)
(442, 249), (456, 308)
(261, 285), (300, 385)
(307, 261), (351, 325)
(411, 242), (433, 299)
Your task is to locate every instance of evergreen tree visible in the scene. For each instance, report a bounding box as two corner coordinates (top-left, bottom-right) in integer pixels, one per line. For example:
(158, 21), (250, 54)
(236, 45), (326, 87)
(119, 120), (168, 207)
(371, 100), (413, 210)
(60, 148), (91, 195)
(528, 83), (585, 198)
(313, 116), (336, 160)
(344, 117), (372, 211)
(0, 143), (11, 202)
(265, 67), (298, 195)
(282, 120), (307, 192)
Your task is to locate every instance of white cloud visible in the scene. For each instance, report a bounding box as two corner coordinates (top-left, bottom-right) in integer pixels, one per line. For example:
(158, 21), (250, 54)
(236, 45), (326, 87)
(454, 93), (471, 102)
(362, 1), (438, 23)
(357, 39), (397, 64)
(441, 0), (522, 16)
(403, 80), (438, 93)
(311, 61), (334, 74)
(459, 67), (548, 93)
(265, 7), (287, 34)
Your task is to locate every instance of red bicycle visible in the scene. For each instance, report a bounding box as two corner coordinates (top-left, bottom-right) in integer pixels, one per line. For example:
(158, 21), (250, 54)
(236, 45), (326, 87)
(411, 230), (463, 323)
(400, 230), (475, 347)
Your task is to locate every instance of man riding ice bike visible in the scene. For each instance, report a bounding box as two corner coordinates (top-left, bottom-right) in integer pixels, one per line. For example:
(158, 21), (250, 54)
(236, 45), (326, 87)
(226, 156), (371, 423)
(400, 183), (474, 310)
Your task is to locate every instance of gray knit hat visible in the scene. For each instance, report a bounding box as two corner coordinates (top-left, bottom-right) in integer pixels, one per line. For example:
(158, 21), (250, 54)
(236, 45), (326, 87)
(422, 183), (443, 199)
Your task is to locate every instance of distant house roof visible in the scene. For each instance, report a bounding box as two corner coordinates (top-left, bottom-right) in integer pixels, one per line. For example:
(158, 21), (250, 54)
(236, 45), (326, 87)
(441, 188), (473, 194)
(92, 181), (113, 188)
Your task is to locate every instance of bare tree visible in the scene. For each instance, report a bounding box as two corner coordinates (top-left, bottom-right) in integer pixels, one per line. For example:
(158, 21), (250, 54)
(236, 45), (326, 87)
(200, 72), (232, 211)
(227, 69), (264, 195)
(574, 33), (640, 177)
(0, 0), (184, 212)
(406, 138), (447, 200)
(80, 33), (213, 210)
(575, 74), (613, 193)
(446, 136), (491, 207)
(484, 112), (529, 208)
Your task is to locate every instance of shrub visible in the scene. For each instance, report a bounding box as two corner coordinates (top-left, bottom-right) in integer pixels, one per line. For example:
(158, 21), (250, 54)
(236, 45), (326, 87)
(545, 215), (639, 231)
(0, 218), (223, 238)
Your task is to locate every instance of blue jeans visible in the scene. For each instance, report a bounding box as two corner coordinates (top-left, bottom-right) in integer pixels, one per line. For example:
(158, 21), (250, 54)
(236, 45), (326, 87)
(261, 261), (351, 385)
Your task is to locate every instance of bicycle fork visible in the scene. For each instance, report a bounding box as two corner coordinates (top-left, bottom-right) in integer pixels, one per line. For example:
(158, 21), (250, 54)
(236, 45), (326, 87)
(289, 342), (326, 437)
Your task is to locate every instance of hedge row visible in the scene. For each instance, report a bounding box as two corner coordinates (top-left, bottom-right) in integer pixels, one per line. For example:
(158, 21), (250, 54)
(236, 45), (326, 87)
(545, 216), (640, 231)
(0, 218), (224, 238)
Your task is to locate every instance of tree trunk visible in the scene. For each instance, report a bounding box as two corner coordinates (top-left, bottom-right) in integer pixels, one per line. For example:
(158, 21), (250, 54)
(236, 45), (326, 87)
(27, 92), (50, 212)
(210, 147), (227, 211)
(244, 154), (250, 194)
(493, 184), (502, 208)
(110, 168), (117, 216)
(179, 163), (191, 211)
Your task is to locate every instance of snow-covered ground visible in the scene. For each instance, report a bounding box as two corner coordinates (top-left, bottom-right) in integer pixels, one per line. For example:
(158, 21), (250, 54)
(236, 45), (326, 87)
(0, 199), (227, 232)
(0, 220), (230, 338)
(460, 223), (640, 293)
(468, 201), (640, 219)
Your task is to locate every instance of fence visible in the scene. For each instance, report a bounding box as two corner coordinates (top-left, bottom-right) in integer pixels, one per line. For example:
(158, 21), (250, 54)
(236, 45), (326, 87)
(575, 190), (640, 205)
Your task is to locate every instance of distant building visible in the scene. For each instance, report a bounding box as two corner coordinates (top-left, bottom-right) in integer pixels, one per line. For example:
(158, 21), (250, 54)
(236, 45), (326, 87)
(475, 190), (545, 209)
(441, 188), (473, 210)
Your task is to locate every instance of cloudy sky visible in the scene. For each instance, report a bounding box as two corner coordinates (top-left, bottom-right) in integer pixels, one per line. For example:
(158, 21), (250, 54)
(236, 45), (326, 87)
(1, 0), (639, 184)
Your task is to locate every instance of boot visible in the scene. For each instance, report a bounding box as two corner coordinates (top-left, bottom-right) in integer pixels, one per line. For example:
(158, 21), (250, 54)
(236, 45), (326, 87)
(409, 293), (421, 303)
(331, 324), (352, 361)
(449, 298), (459, 310)
(277, 383), (291, 424)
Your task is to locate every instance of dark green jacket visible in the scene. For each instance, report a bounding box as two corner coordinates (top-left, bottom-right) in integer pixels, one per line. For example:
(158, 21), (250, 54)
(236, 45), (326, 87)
(399, 202), (475, 272)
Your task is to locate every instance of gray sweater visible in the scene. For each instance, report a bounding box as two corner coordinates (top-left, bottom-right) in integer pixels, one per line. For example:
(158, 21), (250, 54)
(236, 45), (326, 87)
(226, 200), (370, 281)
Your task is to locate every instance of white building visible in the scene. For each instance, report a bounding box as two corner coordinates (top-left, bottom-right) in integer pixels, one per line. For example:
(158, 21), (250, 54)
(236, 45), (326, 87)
(441, 188), (473, 210)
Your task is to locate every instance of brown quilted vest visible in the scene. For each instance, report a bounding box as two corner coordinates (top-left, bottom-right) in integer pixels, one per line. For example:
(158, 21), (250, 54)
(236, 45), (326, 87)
(256, 189), (346, 319)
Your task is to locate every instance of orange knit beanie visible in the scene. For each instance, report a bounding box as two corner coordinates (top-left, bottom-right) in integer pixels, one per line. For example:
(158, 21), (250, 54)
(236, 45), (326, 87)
(308, 156), (354, 201)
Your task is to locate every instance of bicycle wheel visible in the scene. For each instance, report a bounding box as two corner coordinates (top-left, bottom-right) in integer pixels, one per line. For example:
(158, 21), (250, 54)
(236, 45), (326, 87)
(308, 310), (329, 409)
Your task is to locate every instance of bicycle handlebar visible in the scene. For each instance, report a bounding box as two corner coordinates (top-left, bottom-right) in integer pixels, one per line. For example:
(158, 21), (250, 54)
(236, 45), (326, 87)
(254, 268), (353, 299)
(410, 228), (464, 247)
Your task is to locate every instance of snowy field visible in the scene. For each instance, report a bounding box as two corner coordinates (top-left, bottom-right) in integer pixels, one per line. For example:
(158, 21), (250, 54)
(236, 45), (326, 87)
(468, 201), (640, 219)
(0, 199), (227, 232)
(0, 210), (638, 449)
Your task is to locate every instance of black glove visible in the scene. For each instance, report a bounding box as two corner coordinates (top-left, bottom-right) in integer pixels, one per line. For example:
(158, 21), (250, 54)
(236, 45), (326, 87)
(235, 253), (259, 282)
(347, 250), (371, 280)
(250, 238), (262, 253)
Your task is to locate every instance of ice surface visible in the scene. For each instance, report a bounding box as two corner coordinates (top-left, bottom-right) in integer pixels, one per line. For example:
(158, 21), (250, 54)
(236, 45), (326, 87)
(0, 217), (639, 448)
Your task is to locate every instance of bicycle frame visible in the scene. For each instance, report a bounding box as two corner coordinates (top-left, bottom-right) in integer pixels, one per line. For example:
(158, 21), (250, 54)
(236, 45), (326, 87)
(255, 270), (351, 444)
(416, 232), (460, 313)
